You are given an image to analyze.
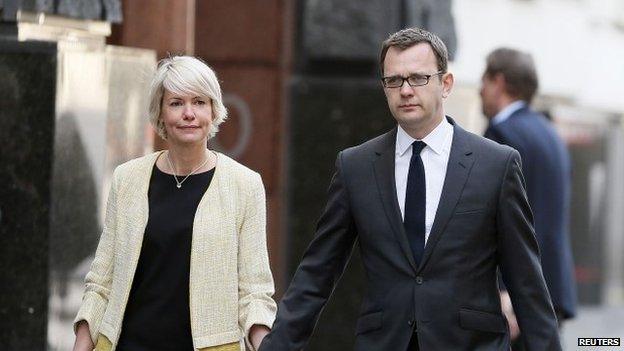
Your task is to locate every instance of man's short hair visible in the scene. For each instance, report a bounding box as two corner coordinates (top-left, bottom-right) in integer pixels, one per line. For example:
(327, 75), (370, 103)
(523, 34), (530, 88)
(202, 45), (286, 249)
(485, 48), (539, 103)
(379, 27), (449, 76)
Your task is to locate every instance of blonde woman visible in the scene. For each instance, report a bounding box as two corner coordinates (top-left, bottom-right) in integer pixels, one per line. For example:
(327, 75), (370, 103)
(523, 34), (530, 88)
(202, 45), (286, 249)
(72, 56), (276, 351)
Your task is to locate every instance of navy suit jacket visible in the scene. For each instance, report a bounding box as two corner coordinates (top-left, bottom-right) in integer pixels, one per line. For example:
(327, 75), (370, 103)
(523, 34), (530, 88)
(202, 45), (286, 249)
(485, 106), (577, 319)
(260, 118), (561, 351)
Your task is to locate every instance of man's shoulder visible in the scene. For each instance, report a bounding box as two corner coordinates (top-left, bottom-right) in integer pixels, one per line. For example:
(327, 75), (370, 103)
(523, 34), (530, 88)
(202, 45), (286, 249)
(494, 107), (560, 146)
(460, 126), (516, 160)
(498, 106), (549, 130)
(461, 131), (522, 181)
(341, 129), (395, 159)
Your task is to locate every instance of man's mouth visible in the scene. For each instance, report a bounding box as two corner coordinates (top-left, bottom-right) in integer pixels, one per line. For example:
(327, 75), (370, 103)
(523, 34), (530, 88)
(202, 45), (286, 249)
(399, 104), (419, 109)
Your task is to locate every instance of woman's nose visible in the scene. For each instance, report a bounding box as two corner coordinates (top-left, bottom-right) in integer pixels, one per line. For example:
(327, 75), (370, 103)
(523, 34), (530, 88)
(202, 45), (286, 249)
(182, 104), (195, 119)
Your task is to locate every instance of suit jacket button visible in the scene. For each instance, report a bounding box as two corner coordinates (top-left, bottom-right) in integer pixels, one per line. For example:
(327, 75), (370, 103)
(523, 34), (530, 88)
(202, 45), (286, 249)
(415, 276), (424, 284)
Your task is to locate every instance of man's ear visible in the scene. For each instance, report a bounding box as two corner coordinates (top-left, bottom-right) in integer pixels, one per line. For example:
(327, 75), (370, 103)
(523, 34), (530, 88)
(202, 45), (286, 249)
(442, 72), (454, 98)
(494, 73), (506, 90)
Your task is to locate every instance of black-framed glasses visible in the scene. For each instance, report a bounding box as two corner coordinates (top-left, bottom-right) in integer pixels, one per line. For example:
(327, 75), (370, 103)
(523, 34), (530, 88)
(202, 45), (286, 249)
(381, 71), (444, 88)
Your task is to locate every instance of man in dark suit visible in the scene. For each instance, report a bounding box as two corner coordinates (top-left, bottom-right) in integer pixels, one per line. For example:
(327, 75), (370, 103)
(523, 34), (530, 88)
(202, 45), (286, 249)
(259, 28), (561, 351)
(481, 48), (577, 349)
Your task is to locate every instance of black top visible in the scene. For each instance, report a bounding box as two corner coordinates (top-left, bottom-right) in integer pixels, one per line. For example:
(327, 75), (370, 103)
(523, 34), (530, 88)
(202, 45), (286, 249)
(116, 164), (215, 351)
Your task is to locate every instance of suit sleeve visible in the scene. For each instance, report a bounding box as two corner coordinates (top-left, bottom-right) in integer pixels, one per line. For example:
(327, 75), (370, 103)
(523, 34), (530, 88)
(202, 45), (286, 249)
(73, 168), (120, 344)
(238, 172), (278, 350)
(259, 152), (358, 351)
(496, 150), (562, 350)
(486, 125), (528, 293)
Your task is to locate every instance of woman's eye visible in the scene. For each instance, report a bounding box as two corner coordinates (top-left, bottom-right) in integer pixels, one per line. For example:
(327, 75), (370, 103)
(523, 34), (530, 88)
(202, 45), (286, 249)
(170, 101), (182, 106)
(194, 100), (206, 105)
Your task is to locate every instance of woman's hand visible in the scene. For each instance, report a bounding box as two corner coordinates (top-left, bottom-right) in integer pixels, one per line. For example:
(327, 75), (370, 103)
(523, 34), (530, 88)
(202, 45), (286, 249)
(73, 321), (94, 351)
(249, 324), (270, 351)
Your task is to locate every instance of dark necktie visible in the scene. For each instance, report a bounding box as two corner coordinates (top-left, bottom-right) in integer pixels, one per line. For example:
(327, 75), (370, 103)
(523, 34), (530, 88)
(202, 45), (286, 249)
(404, 140), (427, 265)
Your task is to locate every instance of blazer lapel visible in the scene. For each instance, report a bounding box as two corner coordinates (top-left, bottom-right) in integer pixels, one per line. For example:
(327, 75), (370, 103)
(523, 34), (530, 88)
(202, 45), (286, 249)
(372, 128), (418, 272)
(419, 121), (475, 271)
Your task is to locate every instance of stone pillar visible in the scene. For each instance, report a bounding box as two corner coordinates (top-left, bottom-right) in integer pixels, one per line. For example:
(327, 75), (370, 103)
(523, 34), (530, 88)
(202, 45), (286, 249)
(0, 2), (155, 349)
(0, 39), (57, 351)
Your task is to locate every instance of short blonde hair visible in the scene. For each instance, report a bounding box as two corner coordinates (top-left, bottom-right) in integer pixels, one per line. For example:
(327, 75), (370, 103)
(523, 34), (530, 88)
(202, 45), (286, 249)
(148, 55), (228, 139)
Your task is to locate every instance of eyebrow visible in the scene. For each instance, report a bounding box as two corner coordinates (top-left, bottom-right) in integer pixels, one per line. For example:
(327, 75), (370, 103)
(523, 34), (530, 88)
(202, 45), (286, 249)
(386, 72), (430, 77)
(166, 95), (206, 100)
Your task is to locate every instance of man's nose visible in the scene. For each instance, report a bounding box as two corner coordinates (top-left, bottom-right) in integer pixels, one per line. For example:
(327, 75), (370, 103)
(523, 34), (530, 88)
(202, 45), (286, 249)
(399, 80), (415, 96)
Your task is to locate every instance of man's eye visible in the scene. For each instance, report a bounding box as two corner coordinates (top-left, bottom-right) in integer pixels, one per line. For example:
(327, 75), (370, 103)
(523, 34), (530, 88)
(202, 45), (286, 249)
(387, 77), (402, 84)
(409, 75), (426, 81)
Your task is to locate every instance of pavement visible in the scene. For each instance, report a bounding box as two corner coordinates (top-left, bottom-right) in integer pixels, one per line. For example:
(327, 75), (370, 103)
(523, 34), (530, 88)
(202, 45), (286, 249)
(562, 306), (624, 350)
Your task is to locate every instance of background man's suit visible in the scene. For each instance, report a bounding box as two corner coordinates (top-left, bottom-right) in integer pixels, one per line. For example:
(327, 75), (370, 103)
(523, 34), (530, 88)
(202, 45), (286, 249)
(485, 106), (577, 320)
(260, 118), (561, 351)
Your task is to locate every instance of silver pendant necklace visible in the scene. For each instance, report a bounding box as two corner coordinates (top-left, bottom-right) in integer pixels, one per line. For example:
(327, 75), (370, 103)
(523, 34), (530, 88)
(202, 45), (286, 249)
(165, 151), (211, 189)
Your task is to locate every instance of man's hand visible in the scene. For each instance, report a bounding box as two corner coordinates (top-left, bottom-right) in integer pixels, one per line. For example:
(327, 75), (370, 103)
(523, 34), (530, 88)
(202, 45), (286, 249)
(250, 324), (270, 351)
(500, 290), (520, 340)
(73, 321), (94, 351)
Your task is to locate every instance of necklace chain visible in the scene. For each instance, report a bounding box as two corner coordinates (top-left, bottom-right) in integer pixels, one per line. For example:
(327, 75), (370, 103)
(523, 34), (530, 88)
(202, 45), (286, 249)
(165, 151), (211, 189)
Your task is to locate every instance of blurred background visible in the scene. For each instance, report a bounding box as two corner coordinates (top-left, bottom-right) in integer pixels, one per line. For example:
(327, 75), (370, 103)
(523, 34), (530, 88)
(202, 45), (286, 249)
(1, 0), (623, 349)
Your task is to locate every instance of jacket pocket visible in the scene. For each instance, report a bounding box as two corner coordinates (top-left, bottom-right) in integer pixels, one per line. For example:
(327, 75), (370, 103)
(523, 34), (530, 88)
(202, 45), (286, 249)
(355, 311), (383, 335)
(459, 308), (507, 333)
(454, 208), (486, 215)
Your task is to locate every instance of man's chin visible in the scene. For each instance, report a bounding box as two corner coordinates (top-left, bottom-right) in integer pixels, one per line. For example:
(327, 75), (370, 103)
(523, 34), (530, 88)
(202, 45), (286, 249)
(394, 113), (425, 124)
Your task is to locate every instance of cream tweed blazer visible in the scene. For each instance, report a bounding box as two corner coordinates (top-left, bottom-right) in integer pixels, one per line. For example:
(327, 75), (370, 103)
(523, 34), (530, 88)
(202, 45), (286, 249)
(74, 151), (277, 350)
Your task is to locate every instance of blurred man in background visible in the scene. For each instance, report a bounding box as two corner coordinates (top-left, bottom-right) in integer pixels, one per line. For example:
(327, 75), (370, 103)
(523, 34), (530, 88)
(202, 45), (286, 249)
(481, 47), (577, 350)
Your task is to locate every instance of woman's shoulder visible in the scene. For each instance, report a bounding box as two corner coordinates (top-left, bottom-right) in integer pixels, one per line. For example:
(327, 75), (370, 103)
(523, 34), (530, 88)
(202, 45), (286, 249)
(216, 152), (261, 182)
(112, 151), (162, 180)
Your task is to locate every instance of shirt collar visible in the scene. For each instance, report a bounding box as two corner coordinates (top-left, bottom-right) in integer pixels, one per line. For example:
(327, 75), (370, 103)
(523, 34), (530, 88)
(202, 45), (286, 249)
(491, 100), (526, 125)
(396, 117), (453, 157)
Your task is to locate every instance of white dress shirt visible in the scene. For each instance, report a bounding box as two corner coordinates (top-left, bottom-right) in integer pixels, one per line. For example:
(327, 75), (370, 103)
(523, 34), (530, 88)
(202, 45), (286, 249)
(395, 118), (454, 244)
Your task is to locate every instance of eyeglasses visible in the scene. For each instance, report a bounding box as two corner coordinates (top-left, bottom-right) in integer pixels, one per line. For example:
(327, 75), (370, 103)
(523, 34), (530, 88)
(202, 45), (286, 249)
(381, 71), (444, 88)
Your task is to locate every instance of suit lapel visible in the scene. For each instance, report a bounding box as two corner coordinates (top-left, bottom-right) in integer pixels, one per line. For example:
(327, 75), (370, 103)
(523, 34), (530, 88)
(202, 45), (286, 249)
(419, 121), (475, 271)
(372, 128), (418, 272)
